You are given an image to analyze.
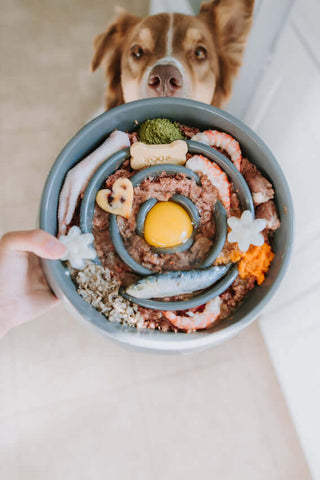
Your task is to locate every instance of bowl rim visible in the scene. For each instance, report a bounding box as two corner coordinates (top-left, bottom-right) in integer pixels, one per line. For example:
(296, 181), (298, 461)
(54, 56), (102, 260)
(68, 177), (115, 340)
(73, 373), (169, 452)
(39, 98), (294, 353)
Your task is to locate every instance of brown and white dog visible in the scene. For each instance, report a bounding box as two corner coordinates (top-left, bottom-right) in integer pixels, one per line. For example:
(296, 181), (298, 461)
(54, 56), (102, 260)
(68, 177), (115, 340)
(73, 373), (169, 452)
(91, 0), (255, 110)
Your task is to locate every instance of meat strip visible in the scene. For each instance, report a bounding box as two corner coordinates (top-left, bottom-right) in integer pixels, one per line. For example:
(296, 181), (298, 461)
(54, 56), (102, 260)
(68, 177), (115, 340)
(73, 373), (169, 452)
(255, 200), (280, 230)
(241, 158), (274, 205)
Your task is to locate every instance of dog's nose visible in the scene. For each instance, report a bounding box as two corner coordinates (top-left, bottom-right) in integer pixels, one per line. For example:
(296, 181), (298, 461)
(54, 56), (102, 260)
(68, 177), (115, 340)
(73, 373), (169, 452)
(148, 65), (183, 96)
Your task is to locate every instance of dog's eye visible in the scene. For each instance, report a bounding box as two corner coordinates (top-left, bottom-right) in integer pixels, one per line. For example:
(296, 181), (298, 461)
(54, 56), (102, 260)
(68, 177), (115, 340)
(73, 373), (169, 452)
(131, 45), (144, 59)
(194, 46), (207, 61)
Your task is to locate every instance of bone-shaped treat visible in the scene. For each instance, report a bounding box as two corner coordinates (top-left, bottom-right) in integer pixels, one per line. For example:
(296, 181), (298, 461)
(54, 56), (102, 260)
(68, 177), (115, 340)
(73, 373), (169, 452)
(130, 140), (188, 170)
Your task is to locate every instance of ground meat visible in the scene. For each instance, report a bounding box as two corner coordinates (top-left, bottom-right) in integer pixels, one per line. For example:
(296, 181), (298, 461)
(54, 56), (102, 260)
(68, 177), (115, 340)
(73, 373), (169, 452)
(92, 214), (132, 283)
(196, 174), (221, 226)
(124, 233), (212, 273)
(128, 131), (139, 143)
(134, 173), (204, 204)
(93, 205), (109, 230)
(104, 165), (133, 189)
(136, 307), (172, 332)
(230, 192), (241, 217)
(219, 276), (256, 319)
(68, 202), (81, 232)
(177, 123), (199, 138)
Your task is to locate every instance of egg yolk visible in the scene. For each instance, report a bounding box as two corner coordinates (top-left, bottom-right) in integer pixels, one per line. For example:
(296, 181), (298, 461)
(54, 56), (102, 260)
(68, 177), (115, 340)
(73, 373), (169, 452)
(144, 201), (193, 248)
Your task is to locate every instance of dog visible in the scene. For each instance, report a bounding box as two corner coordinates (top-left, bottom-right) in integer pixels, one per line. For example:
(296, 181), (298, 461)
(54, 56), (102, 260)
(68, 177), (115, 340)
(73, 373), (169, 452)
(58, 0), (256, 232)
(91, 0), (255, 110)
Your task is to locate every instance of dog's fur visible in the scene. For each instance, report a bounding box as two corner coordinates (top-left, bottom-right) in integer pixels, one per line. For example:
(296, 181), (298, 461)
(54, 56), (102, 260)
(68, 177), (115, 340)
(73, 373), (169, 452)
(91, 0), (254, 110)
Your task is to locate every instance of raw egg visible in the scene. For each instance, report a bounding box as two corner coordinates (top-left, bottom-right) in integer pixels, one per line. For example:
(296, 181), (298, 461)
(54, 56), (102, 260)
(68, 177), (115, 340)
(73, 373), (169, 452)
(144, 201), (193, 248)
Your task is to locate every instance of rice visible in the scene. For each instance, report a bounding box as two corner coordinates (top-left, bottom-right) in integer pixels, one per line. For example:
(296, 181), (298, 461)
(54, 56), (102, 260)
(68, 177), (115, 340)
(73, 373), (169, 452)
(76, 263), (145, 328)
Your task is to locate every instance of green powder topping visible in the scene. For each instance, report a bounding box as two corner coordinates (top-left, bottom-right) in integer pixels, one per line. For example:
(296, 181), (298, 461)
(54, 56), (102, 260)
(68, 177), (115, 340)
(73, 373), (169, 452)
(139, 118), (185, 144)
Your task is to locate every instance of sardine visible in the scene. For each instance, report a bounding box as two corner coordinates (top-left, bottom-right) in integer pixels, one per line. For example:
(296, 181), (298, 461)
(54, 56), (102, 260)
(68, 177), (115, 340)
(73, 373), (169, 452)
(125, 264), (230, 299)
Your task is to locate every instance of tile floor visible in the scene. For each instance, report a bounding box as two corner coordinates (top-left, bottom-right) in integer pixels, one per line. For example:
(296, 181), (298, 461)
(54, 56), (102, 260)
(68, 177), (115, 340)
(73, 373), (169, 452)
(0, 1), (311, 479)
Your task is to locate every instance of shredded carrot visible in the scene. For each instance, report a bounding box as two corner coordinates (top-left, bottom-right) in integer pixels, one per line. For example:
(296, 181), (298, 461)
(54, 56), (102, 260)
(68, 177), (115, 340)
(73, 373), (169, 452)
(230, 243), (274, 285)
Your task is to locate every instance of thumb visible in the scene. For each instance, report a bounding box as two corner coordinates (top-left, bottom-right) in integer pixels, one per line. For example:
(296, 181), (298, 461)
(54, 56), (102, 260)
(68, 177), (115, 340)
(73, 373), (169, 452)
(1, 229), (67, 260)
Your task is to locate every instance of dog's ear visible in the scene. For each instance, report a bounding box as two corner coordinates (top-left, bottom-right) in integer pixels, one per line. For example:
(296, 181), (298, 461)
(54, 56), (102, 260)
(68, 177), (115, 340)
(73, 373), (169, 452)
(199, 0), (255, 107)
(91, 8), (141, 110)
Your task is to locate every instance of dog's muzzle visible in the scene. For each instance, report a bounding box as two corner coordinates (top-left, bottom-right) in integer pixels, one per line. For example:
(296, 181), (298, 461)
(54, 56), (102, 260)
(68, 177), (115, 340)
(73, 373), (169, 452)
(148, 64), (183, 97)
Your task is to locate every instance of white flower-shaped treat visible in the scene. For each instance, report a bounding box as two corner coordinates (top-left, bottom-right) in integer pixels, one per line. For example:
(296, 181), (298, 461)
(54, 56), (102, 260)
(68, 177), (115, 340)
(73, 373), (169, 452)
(227, 210), (267, 252)
(59, 226), (97, 269)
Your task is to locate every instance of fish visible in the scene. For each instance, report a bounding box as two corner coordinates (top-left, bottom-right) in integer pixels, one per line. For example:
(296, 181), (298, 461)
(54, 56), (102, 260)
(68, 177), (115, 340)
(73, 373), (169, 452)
(125, 264), (231, 299)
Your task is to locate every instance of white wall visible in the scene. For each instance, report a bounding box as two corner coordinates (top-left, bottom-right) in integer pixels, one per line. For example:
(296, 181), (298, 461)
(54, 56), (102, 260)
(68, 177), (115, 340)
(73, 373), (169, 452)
(226, 0), (293, 119)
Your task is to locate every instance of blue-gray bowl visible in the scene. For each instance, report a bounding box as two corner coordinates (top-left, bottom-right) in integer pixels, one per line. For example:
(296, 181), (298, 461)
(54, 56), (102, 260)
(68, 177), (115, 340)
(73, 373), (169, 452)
(39, 98), (294, 354)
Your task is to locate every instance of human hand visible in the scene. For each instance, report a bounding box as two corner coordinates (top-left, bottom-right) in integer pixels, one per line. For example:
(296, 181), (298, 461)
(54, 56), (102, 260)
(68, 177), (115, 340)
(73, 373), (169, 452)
(0, 229), (66, 338)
